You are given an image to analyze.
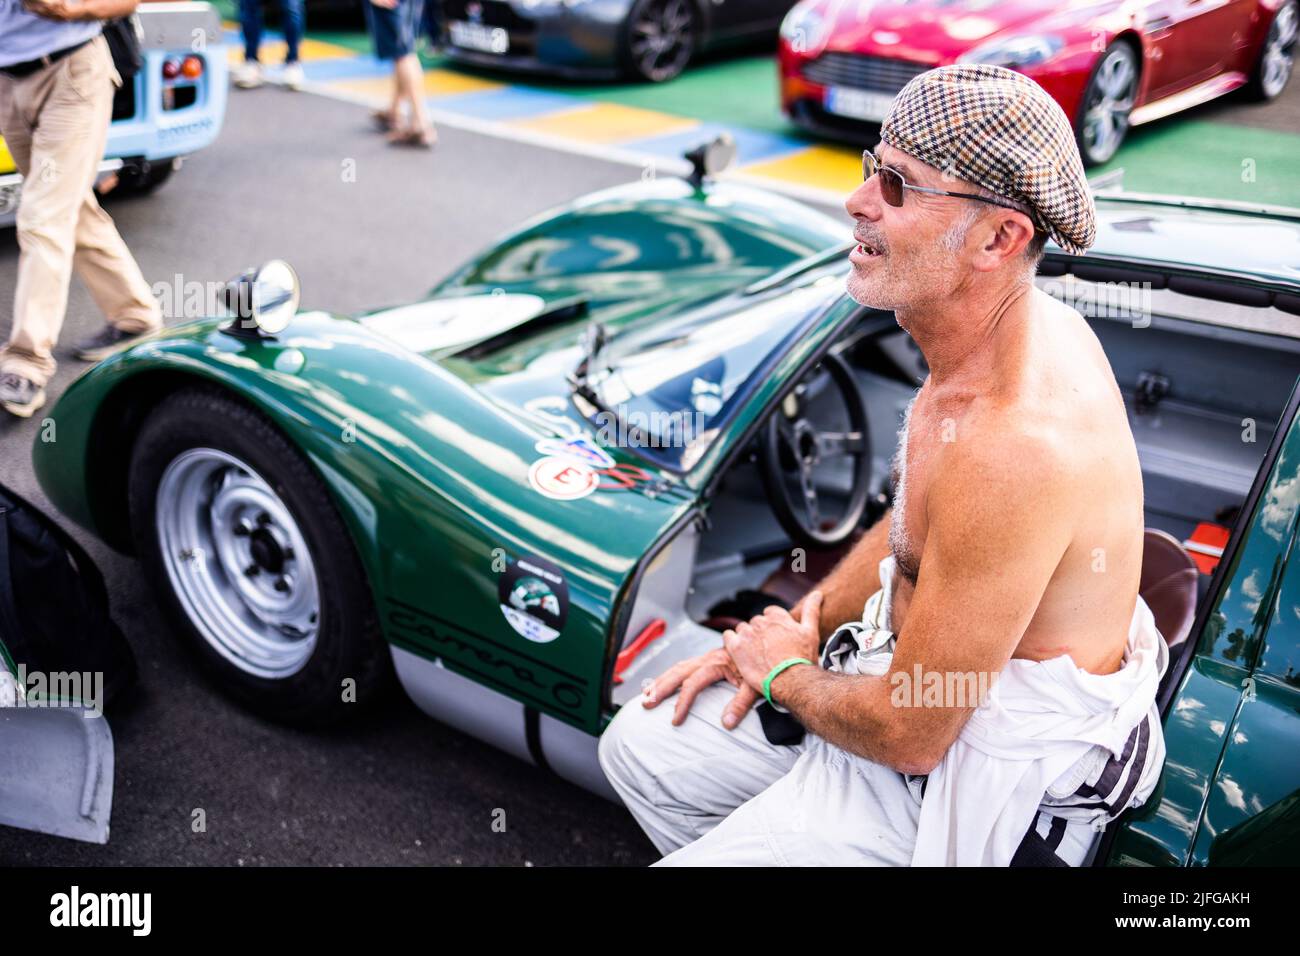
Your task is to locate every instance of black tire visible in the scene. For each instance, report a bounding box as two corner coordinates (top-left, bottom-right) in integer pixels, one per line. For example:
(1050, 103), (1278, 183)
(1246, 0), (1297, 101)
(1075, 41), (1140, 167)
(622, 0), (699, 83)
(127, 387), (392, 726)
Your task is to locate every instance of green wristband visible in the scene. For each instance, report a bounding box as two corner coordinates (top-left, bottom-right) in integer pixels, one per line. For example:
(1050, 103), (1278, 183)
(763, 657), (813, 708)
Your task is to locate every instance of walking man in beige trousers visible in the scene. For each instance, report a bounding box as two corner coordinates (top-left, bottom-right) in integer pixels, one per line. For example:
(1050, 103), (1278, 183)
(1, 0), (162, 418)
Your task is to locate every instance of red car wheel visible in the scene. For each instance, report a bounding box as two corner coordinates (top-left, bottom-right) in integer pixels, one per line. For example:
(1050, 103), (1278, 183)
(1076, 41), (1140, 167)
(1248, 0), (1298, 100)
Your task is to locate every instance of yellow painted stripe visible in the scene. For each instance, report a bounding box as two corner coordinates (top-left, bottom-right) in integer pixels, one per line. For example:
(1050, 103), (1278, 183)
(741, 144), (862, 195)
(226, 37), (357, 66)
(0, 138), (15, 176)
(511, 102), (698, 145)
(329, 68), (503, 102)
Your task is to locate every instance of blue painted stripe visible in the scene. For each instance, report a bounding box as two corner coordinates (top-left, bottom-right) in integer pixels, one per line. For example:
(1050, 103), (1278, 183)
(304, 57), (393, 82)
(624, 123), (806, 166)
(428, 86), (584, 120)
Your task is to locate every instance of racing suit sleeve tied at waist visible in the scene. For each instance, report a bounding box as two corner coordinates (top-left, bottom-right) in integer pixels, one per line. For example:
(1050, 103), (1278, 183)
(820, 556), (1168, 867)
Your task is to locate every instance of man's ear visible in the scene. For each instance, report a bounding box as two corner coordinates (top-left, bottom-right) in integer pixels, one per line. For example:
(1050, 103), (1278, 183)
(972, 211), (1035, 273)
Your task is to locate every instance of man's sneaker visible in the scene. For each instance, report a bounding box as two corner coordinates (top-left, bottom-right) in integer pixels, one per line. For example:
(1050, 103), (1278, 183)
(233, 60), (263, 89)
(0, 373), (46, 419)
(282, 61), (305, 91)
(73, 325), (151, 363)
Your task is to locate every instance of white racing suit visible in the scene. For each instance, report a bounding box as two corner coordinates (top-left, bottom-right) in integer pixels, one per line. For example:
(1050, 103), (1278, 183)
(598, 556), (1168, 866)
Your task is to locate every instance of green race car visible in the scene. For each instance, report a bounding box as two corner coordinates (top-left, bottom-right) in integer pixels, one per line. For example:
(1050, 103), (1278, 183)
(30, 144), (1300, 865)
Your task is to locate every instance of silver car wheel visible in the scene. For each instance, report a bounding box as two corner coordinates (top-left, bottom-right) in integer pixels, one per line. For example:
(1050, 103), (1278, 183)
(1082, 45), (1139, 165)
(629, 0), (695, 82)
(156, 448), (320, 679)
(1261, 2), (1298, 99)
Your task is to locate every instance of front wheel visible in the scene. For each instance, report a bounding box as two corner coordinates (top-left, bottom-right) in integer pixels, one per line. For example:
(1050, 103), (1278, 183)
(623, 0), (698, 83)
(128, 387), (391, 726)
(1076, 42), (1140, 167)
(1247, 0), (1297, 100)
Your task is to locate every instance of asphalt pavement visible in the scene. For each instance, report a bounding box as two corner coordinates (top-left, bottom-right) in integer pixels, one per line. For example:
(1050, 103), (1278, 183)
(0, 84), (724, 865)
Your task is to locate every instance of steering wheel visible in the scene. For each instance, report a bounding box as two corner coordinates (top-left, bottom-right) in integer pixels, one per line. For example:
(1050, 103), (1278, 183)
(759, 353), (872, 548)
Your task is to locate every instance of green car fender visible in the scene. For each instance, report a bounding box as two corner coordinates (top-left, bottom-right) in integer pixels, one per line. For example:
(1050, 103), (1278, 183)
(33, 313), (700, 734)
(32, 174), (849, 738)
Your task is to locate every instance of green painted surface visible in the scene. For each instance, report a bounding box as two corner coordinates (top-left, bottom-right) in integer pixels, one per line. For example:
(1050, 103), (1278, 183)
(30, 177), (840, 734)
(503, 52), (795, 136)
(1091, 118), (1300, 208)
(1108, 381), (1300, 866)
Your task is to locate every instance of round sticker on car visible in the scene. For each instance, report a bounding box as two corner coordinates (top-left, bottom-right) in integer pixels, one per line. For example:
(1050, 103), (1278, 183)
(498, 553), (569, 643)
(528, 456), (600, 500)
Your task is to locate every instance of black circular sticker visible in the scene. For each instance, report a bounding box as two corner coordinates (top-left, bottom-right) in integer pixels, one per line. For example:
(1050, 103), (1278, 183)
(498, 553), (569, 644)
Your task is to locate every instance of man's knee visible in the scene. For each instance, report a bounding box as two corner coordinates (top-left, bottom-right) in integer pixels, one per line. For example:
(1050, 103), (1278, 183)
(16, 199), (78, 251)
(597, 683), (758, 798)
(597, 695), (658, 799)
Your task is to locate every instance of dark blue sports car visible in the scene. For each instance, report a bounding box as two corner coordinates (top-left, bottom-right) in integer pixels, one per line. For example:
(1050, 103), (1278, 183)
(437, 0), (799, 82)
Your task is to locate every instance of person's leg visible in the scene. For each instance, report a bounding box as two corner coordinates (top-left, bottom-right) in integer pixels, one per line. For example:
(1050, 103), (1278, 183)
(389, 59), (406, 126)
(281, 0), (305, 64)
(62, 40), (162, 338)
(240, 0), (263, 62)
(365, 2), (402, 127)
(0, 76), (47, 389)
(397, 53), (431, 132)
(384, 0), (433, 143)
(72, 194), (162, 336)
(0, 42), (116, 389)
(657, 737), (923, 866)
(598, 683), (804, 856)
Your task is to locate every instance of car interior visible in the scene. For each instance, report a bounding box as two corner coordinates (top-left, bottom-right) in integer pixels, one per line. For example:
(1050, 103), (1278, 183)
(611, 286), (1300, 714)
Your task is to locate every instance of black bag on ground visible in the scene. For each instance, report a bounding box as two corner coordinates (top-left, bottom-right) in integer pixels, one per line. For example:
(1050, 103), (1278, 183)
(0, 480), (136, 709)
(102, 16), (144, 81)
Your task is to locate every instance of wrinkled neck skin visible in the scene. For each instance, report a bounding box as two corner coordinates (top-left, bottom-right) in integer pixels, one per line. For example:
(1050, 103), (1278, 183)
(896, 276), (1034, 390)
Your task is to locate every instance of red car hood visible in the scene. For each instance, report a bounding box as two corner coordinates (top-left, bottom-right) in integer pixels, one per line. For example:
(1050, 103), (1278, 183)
(819, 0), (1103, 63)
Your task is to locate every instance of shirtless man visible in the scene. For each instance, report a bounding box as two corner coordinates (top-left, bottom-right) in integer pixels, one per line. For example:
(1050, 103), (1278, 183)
(598, 64), (1167, 866)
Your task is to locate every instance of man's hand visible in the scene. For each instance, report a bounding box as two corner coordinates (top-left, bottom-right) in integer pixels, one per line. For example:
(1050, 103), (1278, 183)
(369, 0), (399, 9)
(642, 647), (759, 729)
(723, 592), (823, 696)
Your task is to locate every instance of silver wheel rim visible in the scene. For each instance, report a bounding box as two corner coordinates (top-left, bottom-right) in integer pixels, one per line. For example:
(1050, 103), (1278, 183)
(1083, 47), (1138, 164)
(630, 0), (694, 81)
(1261, 3), (1297, 99)
(156, 448), (320, 679)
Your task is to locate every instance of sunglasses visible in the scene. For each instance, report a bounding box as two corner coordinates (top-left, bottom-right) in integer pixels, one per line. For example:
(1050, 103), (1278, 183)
(862, 150), (1035, 221)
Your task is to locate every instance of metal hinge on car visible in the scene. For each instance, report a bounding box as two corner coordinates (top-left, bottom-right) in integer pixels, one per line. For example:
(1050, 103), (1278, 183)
(1135, 371), (1170, 414)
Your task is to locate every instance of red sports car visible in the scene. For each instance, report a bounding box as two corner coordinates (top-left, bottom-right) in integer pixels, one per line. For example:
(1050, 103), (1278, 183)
(778, 0), (1297, 166)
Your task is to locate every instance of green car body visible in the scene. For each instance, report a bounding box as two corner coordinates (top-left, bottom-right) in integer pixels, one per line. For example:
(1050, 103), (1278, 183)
(30, 169), (1300, 864)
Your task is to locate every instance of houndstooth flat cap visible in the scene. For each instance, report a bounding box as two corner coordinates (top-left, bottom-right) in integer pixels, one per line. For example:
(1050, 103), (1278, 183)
(880, 63), (1096, 255)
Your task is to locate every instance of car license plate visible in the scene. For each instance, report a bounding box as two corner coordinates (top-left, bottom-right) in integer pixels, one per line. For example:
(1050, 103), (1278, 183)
(448, 20), (509, 55)
(824, 86), (895, 122)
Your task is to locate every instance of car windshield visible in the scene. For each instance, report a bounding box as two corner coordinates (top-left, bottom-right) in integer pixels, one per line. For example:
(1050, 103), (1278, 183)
(584, 274), (846, 471)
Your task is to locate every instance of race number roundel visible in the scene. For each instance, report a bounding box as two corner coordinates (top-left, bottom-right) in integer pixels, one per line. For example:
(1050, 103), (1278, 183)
(528, 456), (600, 501)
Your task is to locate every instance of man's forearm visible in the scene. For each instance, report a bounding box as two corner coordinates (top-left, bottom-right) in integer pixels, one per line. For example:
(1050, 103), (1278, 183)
(85, 0), (140, 20)
(767, 663), (919, 768)
(41, 0), (140, 21)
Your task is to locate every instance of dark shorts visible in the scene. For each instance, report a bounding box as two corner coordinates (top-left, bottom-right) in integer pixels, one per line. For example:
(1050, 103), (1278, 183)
(364, 0), (425, 61)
